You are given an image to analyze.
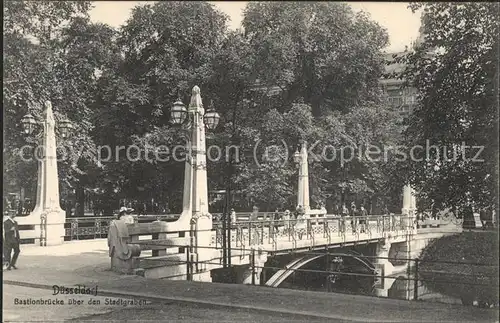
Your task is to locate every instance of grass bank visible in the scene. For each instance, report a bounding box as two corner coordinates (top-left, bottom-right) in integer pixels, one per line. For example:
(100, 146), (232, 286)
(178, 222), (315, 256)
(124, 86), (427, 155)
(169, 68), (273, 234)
(419, 231), (499, 307)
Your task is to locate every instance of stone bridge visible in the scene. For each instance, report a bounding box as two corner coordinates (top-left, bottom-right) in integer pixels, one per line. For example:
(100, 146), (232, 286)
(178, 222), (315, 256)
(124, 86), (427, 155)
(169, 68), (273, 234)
(108, 212), (462, 285)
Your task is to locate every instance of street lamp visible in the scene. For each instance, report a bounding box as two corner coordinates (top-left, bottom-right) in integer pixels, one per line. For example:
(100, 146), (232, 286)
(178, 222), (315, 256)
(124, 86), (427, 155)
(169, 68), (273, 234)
(293, 149), (301, 164)
(204, 101), (221, 131)
(170, 96), (220, 130)
(20, 114), (37, 135)
(21, 111), (72, 138)
(18, 100), (73, 246)
(170, 99), (188, 125)
(168, 86), (221, 281)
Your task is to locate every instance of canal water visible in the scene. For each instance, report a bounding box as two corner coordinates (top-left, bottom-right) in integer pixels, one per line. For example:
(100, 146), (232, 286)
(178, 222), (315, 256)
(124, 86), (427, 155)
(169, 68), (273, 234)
(268, 254), (498, 308)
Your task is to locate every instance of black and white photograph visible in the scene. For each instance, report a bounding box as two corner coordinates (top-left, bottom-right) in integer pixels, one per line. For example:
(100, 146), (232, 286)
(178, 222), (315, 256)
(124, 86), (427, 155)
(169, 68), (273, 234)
(2, 1), (499, 322)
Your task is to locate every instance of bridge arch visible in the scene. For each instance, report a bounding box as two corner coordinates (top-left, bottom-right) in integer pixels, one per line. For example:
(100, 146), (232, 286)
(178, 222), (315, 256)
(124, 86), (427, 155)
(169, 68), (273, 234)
(264, 250), (375, 288)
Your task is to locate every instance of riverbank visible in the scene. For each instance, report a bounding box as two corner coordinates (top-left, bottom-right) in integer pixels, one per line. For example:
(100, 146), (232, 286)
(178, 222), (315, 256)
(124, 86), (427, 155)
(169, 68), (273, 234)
(419, 231), (499, 307)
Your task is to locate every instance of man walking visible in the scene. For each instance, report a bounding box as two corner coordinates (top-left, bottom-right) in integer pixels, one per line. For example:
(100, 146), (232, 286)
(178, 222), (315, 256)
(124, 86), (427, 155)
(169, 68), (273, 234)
(359, 205), (368, 233)
(350, 202), (357, 233)
(3, 210), (21, 270)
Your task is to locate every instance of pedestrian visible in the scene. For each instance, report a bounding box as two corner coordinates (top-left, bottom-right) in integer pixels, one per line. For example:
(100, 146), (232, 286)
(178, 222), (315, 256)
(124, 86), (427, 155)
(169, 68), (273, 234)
(359, 206), (368, 233)
(4, 197), (11, 212)
(333, 204), (339, 217)
(273, 208), (282, 232)
(11, 197), (20, 215)
(283, 209), (291, 234)
(230, 208), (237, 226)
(117, 207), (126, 220)
(249, 205), (260, 244)
(479, 207), (488, 229)
(250, 205), (259, 222)
(117, 206), (135, 224)
(296, 211), (306, 240)
(3, 210), (21, 270)
(296, 205), (305, 217)
(16, 199), (24, 216)
(462, 205), (475, 230)
(350, 202), (357, 233)
(23, 199), (32, 215)
(74, 202), (80, 217)
(485, 206), (494, 229)
(340, 204), (348, 232)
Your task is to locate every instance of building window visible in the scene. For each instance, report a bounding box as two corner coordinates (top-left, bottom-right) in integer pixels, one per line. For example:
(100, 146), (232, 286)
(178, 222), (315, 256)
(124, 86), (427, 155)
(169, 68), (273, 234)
(405, 95), (416, 105)
(388, 97), (403, 107)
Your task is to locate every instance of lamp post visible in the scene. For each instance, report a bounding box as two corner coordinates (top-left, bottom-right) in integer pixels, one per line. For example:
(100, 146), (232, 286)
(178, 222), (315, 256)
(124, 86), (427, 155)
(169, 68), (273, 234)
(169, 86), (220, 281)
(19, 101), (73, 246)
(293, 141), (310, 213)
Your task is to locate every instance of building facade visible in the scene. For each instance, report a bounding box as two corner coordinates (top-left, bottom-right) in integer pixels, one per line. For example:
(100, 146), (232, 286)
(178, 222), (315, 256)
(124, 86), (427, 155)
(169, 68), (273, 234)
(380, 51), (418, 119)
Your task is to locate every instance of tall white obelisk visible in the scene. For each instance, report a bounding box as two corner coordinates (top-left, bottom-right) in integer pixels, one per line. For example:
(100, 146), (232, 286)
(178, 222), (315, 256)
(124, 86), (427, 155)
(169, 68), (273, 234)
(17, 101), (65, 246)
(297, 142), (310, 212)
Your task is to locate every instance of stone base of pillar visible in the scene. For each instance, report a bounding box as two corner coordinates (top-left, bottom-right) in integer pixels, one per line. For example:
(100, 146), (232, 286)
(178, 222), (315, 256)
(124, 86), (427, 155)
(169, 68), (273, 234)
(375, 238), (395, 277)
(234, 264), (262, 285)
(191, 271), (212, 282)
(16, 209), (65, 246)
(374, 259), (396, 278)
(373, 277), (398, 298)
(234, 249), (268, 285)
(111, 256), (140, 275)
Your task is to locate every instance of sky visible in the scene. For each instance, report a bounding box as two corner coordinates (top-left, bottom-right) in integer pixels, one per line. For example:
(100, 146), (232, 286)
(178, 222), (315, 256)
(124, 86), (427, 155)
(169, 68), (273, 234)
(89, 1), (421, 53)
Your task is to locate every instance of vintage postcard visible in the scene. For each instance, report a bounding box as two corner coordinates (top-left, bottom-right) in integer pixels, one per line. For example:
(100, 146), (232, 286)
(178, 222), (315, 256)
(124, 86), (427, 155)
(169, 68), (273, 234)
(3, 1), (499, 322)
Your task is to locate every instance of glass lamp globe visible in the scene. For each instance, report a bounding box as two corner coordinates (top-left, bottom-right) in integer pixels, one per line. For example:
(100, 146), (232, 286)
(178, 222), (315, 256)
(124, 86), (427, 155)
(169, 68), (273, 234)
(21, 114), (37, 135)
(58, 118), (74, 138)
(204, 109), (220, 130)
(293, 150), (301, 163)
(170, 100), (187, 125)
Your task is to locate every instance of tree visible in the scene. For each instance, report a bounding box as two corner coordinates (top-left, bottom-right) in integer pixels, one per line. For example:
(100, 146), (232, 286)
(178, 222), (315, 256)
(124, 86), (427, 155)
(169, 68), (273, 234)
(90, 1), (232, 209)
(242, 2), (389, 116)
(3, 1), (104, 202)
(237, 2), (402, 212)
(397, 3), (499, 210)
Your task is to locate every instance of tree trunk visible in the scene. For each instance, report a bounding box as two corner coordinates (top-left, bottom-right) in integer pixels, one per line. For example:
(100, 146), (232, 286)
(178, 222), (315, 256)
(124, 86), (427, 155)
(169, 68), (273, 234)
(76, 185), (85, 217)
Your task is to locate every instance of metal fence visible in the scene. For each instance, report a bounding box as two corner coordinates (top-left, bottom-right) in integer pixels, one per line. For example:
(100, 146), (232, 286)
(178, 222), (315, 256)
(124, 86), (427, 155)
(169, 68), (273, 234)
(133, 241), (499, 308)
(63, 215), (180, 241)
(212, 215), (416, 249)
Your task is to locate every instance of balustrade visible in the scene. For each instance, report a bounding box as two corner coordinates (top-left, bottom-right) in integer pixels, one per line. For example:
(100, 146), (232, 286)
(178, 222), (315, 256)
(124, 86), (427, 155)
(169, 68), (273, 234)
(214, 214), (416, 250)
(63, 215), (180, 241)
(62, 212), (416, 244)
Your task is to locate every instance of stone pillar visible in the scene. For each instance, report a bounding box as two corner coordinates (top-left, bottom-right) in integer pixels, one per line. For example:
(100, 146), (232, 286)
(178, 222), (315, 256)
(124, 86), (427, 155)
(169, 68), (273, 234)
(410, 189), (417, 215)
(374, 237), (396, 282)
(373, 276), (397, 298)
(401, 185), (412, 216)
(17, 101), (65, 246)
(297, 142), (310, 212)
(235, 248), (268, 285)
(148, 87), (217, 282)
(402, 185), (417, 216)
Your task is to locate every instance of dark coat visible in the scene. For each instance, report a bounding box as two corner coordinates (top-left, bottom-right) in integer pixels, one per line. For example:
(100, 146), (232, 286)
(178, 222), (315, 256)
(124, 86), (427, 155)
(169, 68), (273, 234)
(3, 217), (20, 244)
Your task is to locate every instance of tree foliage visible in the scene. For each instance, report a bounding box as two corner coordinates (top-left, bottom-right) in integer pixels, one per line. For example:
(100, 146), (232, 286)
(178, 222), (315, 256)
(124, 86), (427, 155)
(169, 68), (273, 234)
(243, 2), (389, 116)
(396, 3), (499, 210)
(3, 1), (105, 198)
(5, 1), (406, 214)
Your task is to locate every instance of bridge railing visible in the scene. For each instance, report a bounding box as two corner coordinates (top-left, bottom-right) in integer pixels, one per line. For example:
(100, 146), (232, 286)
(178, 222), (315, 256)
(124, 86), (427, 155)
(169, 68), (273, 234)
(212, 215), (417, 249)
(62, 214), (180, 241)
(60, 212), (291, 242)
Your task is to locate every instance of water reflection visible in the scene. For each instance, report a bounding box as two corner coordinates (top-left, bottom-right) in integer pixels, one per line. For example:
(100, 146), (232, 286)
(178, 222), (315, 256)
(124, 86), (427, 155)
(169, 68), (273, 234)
(276, 255), (471, 306)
